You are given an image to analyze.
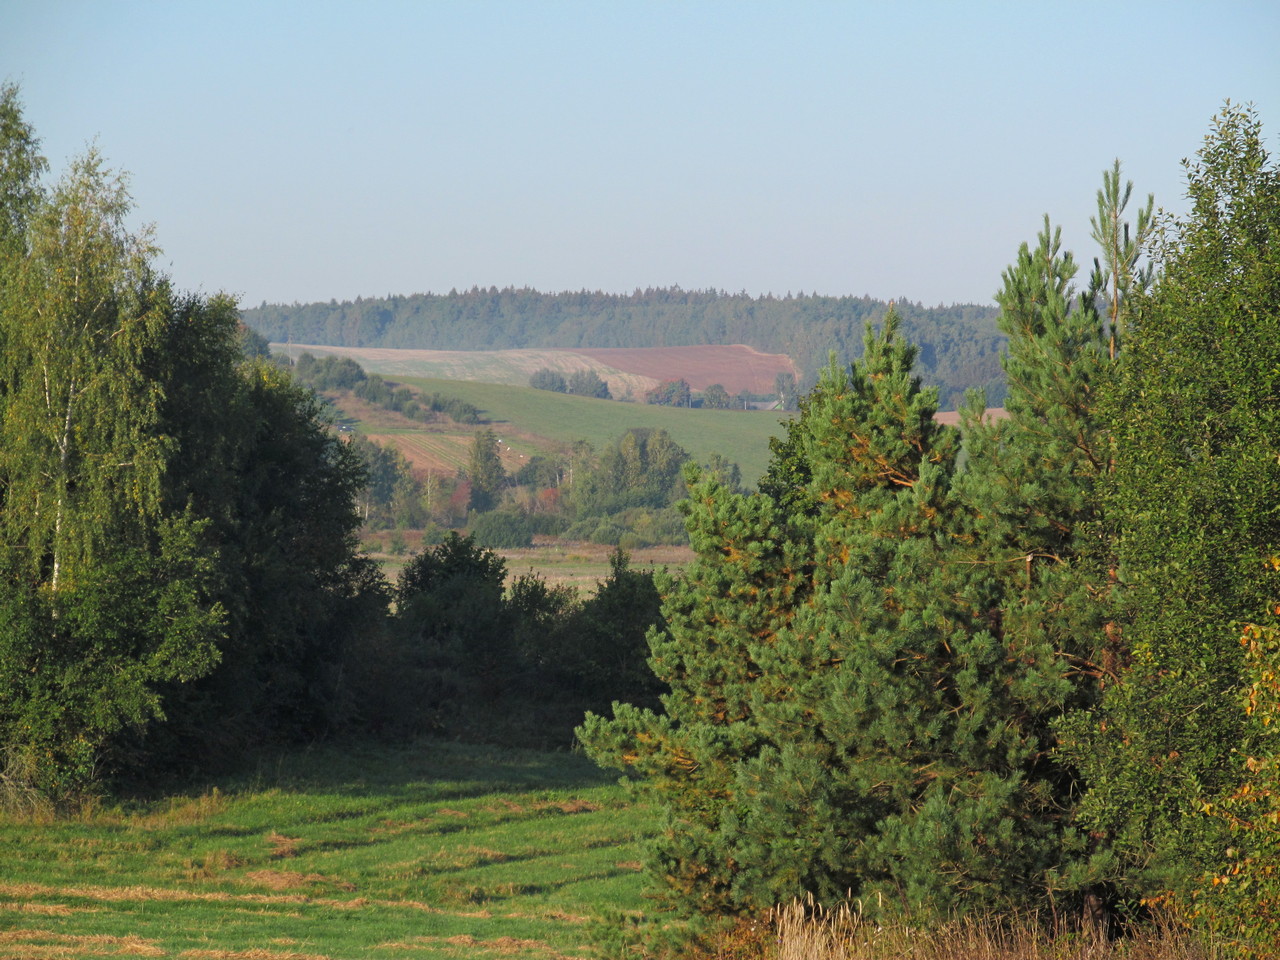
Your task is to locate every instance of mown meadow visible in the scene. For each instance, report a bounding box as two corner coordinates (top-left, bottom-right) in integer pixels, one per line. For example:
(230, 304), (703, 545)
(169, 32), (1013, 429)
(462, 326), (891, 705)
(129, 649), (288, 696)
(0, 741), (652, 960)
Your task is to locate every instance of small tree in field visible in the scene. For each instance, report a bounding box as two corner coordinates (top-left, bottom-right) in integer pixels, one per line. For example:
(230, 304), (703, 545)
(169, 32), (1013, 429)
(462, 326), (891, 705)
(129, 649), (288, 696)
(701, 383), (732, 409)
(568, 368), (611, 399)
(529, 368), (567, 392)
(466, 428), (505, 513)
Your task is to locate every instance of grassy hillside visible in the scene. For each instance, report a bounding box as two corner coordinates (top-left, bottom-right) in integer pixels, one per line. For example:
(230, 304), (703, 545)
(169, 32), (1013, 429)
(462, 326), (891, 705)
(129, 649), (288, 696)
(0, 741), (653, 959)
(396, 375), (790, 486)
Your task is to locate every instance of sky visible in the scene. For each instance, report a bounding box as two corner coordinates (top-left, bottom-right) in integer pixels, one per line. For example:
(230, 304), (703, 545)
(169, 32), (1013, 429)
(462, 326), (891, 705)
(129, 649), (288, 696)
(3, 1), (1278, 309)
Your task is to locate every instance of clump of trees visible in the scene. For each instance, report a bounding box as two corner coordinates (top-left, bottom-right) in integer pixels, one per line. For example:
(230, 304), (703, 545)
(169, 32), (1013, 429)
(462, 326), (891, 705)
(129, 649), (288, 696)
(369, 534), (666, 745)
(645, 378), (691, 406)
(529, 366), (611, 399)
(0, 85), (385, 802)
(580, 104), (1280, 955)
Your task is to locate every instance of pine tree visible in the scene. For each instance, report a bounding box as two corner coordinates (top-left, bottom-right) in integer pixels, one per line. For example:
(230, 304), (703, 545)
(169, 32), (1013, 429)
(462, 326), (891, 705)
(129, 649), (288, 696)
(582, 312), (1065, 917)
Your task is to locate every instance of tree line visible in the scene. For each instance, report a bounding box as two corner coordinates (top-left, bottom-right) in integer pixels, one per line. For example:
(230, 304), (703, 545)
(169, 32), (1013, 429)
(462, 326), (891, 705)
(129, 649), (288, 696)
(580, 104), (1280, 954)
(242, 286), (1005, 410)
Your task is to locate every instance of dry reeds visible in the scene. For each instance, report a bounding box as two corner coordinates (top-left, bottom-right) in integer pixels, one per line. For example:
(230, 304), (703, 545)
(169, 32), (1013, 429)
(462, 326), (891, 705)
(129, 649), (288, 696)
(766, 899), (1216, 960)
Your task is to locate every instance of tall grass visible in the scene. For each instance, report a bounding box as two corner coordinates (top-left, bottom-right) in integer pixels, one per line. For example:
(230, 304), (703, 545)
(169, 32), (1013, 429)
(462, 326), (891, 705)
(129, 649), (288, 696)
(754, 901), (1216, 960)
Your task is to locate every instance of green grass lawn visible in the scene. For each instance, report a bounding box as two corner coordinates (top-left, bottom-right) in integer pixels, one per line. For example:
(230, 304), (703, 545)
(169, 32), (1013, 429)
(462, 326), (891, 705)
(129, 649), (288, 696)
(397, 376), (789, 486)
(0, 741), (654, 959)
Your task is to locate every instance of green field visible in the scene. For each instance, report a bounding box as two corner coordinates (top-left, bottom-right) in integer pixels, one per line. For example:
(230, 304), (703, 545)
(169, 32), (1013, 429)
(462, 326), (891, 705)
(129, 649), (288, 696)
(398, 376), (789, 486)
(0, 741), (653, 959)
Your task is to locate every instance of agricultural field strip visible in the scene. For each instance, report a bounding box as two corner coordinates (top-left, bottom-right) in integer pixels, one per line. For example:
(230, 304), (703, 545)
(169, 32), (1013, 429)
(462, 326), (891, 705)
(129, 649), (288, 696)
(390, 375), (789, 485)
(274, 343), (661, 398)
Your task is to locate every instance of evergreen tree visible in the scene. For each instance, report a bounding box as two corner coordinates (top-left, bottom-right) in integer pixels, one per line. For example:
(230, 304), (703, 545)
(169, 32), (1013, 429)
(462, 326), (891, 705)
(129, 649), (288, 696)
(581, 312), (1071, 917)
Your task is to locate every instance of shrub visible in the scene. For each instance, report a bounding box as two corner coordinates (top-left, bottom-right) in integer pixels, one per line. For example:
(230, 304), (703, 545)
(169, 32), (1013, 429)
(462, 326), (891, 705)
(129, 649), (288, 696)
(469, 510), (535, 549)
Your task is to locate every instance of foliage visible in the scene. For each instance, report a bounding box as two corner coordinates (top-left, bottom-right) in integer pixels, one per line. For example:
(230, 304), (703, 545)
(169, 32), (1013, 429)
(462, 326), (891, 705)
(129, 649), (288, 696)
(348, 433), (427, 529)
(292, 350), (366, 390)
(581, 311), (1083, 919)
(1189, 615), (1280, 956)
(469, 508), (536, 548)
(351, 368), (481, 423)
(572, 427), (690, 518)
(466, 428), (506, 513)
(0, 123), (224, 801)
(548, 550), (668, 712)
(529, 366), (567, 392)
(569, 367), (611, 399)
(645, 377), (692, 406)
(774, 371), (799, 410)
(0, 88), (390, 799)
(1062, 102), (1280, 903)
(580, 156), (1164, 925)
(701, 382), (733, 409)
(236, 323), (271, 358)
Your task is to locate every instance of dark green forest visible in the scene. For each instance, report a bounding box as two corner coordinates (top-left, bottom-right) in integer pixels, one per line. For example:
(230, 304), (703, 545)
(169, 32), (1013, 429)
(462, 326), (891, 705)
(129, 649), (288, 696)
(4, 82), (1280, 957)
(241, 286), (1005, 410)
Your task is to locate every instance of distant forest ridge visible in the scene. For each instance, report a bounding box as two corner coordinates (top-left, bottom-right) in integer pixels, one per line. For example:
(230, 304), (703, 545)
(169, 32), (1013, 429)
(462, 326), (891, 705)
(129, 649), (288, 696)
(240, 286), (1006, 409)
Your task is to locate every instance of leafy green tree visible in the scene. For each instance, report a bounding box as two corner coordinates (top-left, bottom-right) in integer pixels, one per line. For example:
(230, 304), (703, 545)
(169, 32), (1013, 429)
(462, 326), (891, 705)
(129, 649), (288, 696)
(572, 427), (689, 517)
(568, 368), (611, 399)
(701, 383), (732, 409)
(348, 434), (426, 528)
(529, 368), (567, 392)
(0, 129), (223, 799)
(0, 82), (44, 250)
(1061, 102), (1280, 905)
(395, 532), (513, 715)
(644, 378), (691, 406)
(466, 428), (505, 513)
(551, 550), (667, 711)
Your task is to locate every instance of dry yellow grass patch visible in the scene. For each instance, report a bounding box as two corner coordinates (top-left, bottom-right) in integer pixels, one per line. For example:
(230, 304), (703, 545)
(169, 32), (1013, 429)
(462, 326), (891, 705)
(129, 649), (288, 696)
(242, 870), (354, 893)
(130, 790), (227, 829)
(374, 934), (586, 958)
(537, 800), (600, 815)
(0, 901), (83, 915)
(0, 880), (364, 911)
(0, 928), (163, 957)
(178, 950), (331, 960)
(265, 832), (302, 859)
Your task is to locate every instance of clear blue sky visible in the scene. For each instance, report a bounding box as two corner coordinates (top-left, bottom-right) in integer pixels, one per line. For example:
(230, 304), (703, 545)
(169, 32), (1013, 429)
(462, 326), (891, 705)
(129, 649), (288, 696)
(4, 1), (1278, 308)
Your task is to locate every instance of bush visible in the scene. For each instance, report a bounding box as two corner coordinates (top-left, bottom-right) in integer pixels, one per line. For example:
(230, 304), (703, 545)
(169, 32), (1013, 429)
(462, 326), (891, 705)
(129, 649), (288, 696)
(469, 510), (535, 548)
(530, 368), (567, 392)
